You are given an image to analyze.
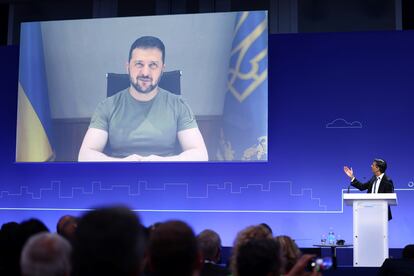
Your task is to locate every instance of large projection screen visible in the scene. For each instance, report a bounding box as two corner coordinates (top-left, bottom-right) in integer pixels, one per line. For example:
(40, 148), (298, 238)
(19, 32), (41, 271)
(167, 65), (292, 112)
(16, 11), (268, 162)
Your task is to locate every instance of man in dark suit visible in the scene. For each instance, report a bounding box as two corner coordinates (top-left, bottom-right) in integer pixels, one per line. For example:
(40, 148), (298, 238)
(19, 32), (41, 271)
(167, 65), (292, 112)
(378, 244), (414, 276)
(197, 229), (230, 276)
(344, 158), (394, 220)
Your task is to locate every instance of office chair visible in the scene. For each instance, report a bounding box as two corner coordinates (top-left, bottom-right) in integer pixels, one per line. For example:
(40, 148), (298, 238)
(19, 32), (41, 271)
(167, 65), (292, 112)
(106, 70), (182, 97)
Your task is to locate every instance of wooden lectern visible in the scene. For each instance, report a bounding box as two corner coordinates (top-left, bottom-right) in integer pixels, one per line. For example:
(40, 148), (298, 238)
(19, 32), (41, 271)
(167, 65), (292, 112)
(343, 193), (397, 267)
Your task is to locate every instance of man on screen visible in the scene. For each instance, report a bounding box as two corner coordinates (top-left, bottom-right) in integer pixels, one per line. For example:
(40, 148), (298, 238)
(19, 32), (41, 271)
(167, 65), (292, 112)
(343, 158), (394, 220)
(78, 36), (208, 161)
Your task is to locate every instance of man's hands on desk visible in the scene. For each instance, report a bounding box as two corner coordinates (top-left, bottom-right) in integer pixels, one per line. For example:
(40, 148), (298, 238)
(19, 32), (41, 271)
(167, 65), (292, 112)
(122, 154), (144, 161)
(122, 154), (171, 162)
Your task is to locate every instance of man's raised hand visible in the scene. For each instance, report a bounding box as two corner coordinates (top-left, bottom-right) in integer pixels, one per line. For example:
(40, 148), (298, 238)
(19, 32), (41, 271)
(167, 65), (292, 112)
(343, 166), (354, 179)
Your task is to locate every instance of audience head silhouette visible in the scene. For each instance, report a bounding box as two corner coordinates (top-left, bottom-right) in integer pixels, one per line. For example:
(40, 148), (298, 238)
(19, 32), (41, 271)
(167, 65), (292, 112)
(56, 215), (78, 244)
(402, 244), (414, 259)
(72, 206), (144, 276)
(148, 220), (201, 276)
(236, 238), (282, 276)
(274, 235), (302, 274)
(20, 232), (71, 276)
(197, 229), (222, 263)
(0, 222), (21, 275)
(231, 224), (272, 271)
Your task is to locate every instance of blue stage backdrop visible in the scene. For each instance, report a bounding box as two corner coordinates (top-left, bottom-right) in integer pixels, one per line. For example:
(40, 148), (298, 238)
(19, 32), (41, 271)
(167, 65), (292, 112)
(1, 30), (414, 248)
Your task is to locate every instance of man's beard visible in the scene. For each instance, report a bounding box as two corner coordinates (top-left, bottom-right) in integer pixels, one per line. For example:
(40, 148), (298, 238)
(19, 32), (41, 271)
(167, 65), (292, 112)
(130, 74), (162, 94)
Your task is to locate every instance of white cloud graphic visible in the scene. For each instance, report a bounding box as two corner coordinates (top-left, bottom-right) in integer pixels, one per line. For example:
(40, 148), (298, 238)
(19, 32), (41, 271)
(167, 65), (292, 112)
(326, 118), (362, 129)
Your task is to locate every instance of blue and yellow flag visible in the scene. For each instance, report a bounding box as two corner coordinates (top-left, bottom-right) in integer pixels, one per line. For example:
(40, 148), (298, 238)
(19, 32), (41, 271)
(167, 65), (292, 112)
(16, 22), (54, 162)
(217, 11), (268, 161)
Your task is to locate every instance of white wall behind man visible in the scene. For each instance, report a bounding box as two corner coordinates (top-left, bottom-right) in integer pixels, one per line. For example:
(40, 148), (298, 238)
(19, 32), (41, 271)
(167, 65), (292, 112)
(41, 12), (236, 119)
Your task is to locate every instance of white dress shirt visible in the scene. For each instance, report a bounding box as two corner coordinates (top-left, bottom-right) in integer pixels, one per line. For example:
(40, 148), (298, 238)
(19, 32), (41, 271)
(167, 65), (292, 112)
(372, 173), (384, 194)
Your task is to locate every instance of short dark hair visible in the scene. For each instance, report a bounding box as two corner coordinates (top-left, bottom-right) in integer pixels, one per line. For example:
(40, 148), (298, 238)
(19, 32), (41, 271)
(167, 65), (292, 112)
(236, 238), (283, 276)
(402, 244), (414, 259)
(129, 36), (165, 63)
(148, 220), (199, 276)
(197, 229), (221, 262)
(56, 215), (78, 243)
(374, 158), (387, 173)
(19, 218), (50, 247)
(72, 206), (144, 276)
(56, 215), (77, 233)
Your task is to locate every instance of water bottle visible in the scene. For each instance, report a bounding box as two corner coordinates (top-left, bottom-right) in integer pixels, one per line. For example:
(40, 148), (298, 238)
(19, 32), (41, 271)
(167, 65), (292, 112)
(327, 227), (336, 245)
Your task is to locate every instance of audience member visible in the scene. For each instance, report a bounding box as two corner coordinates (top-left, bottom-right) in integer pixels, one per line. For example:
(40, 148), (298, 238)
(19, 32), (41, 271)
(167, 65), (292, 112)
(0, 214), (328, 276)
(197, 229), (230, 276)
(20, 232), (71, 276)
(147, 220), (201, 276)
(403, 245), (414, 258)
(231, 225), (320, 276)
(19, 218), (50, 243)
(71, 206), (144, 276)
(378, 244), (414, 276)
(56, 215), (78, 244)
(141, 222), (162, 276)
(235, 237), (283, 276)
(275, 235), (302, 274)
(230, 224), (273, 274)
(0, 222), (21, 275)
(19, 219), (51, 275)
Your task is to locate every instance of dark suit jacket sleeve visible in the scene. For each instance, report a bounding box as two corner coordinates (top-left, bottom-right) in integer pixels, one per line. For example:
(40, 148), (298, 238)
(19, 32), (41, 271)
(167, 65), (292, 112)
(350, 177), (373, 192)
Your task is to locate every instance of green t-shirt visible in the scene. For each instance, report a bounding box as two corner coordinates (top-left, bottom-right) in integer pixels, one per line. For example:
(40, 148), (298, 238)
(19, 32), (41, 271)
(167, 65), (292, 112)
(89, 88), (198, 158)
